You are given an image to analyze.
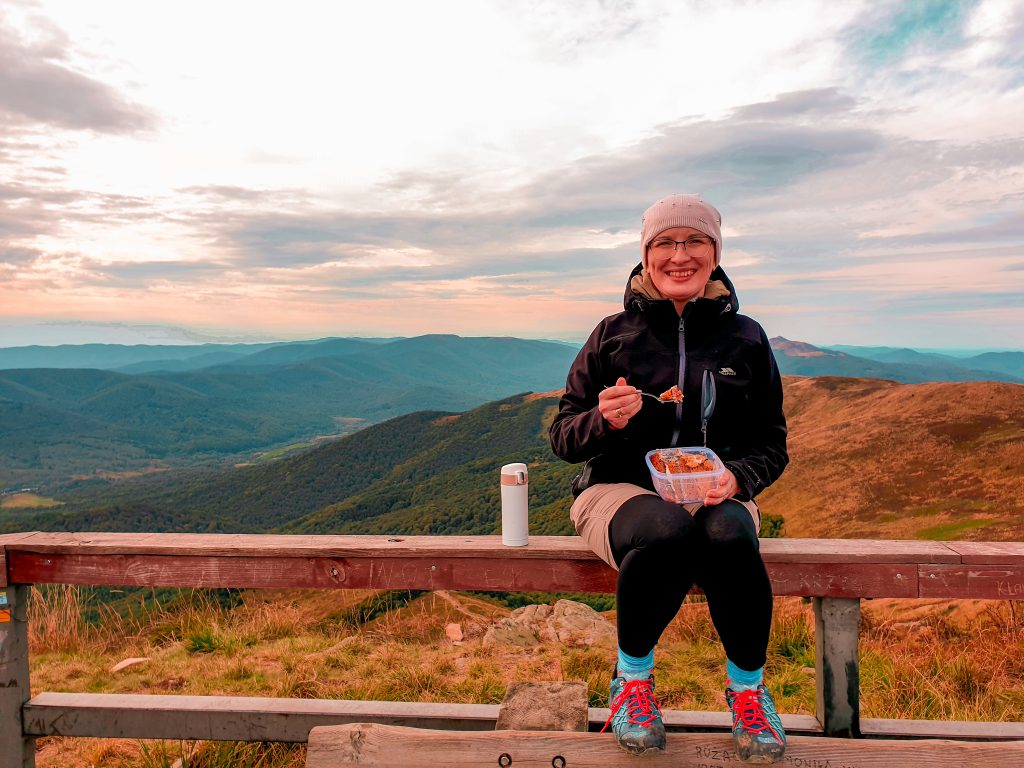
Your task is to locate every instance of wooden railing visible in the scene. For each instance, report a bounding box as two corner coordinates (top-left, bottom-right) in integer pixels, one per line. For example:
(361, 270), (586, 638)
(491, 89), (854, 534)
(1, 532), (1023, 767)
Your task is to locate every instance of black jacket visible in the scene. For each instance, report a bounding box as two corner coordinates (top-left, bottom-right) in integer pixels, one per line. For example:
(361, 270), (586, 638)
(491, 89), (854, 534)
(550, 263), (788, 501)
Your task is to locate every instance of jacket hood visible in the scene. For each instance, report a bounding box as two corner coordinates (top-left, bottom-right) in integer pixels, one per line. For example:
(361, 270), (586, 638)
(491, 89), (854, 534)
(622, 262), (740, 317)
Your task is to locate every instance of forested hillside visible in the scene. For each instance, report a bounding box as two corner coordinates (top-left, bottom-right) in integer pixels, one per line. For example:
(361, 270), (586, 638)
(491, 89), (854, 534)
(7, 393), (577, 536)
(8, 376), (1024, 543)
(0, 335), (578, 490)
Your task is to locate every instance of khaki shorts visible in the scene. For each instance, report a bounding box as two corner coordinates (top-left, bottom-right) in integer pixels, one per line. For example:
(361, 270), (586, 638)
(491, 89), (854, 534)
(570, 483), (760, 570)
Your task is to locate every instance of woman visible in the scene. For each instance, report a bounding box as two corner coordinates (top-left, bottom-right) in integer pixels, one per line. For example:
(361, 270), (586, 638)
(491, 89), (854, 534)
(550, 194), (789, 763)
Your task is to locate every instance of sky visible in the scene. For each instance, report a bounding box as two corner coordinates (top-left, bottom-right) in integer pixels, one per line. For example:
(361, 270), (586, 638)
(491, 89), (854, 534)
(1, 0), (1023, 349)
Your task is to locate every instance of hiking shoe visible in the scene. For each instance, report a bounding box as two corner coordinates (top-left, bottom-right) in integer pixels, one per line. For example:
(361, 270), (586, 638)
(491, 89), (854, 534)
(726, 684), (786, 764)
(601, 672), (666, 754)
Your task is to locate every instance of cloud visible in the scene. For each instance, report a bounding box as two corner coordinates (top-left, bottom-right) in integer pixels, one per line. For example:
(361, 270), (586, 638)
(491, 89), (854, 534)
(1, 0), (1021, 351)
(0, 7), (155, 133)
(733, 88), (859, 120)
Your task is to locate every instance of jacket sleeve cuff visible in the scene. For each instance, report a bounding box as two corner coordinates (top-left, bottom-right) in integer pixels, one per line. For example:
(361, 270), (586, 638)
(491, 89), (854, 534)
(724, 460), (757, 501)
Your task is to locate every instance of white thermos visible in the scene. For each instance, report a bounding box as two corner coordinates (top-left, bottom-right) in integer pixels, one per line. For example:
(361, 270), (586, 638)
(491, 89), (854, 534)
(500, 462), (529, 546)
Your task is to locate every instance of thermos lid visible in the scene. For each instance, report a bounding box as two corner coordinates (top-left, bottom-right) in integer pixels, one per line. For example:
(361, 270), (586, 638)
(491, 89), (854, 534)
(500, 462), (528, 485)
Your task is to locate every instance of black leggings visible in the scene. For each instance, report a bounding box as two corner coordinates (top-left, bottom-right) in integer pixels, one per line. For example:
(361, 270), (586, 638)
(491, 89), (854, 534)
(609, 494), (773, 672)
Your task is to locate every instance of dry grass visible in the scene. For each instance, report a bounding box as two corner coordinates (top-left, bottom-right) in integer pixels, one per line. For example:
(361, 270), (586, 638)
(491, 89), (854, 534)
(759, 378), (1024, 542)
(27, 588), (1024, 768)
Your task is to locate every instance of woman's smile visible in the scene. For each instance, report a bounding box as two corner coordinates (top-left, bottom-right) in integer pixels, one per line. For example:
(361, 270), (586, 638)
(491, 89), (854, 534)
(647, 226), (715, 306)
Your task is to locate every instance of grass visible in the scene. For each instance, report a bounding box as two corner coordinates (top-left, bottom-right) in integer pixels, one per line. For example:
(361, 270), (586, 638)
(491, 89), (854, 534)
(916, 518), (997, 540)
(25, 587), (1024, 768)
(0, 492), (63, 509)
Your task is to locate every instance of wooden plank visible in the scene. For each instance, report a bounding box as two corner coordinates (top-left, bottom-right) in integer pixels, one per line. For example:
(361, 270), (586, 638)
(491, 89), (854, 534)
(814, 597), (860, 738)
(942, 541), (1024, 565)
(20, 693), (823, 741)
(919, 565), (1024, 600)
(3, 533), (601, 560)
(2, 533), (979, 564)
(0, 546), (6, 588)
(0, 533), (42, 546)
(0, 585), (34, 768)
(23, 693), (501, 742)
(6, 553), (619, 592)
(306, 723), (1024, 767)
(762, 539), (962, 564)
(10, 552), (935, 597)
(862, 717), (1024, 741)
(769, 563), (918, 598)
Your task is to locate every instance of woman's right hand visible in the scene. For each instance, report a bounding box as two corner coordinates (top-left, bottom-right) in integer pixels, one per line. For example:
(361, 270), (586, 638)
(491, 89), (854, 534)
(599, 376), (642, 430)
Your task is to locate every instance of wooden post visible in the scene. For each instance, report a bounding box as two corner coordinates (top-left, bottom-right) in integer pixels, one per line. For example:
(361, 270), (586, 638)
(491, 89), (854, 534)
(813, 596), (860, 738)
(0, 585), (34, 768)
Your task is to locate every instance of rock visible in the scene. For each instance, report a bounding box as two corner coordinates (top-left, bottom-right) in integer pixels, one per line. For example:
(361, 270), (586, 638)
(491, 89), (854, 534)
(495, 681), (589, 731)
(483, 620), (541, 648)
(445, 623), (464, 642)
(110, 657), (149, 673)
(483, 600), (614, 648)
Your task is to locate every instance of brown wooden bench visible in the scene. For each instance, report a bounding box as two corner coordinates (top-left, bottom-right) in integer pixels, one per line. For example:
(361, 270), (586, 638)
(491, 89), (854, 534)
(1, 532), (1022, 768)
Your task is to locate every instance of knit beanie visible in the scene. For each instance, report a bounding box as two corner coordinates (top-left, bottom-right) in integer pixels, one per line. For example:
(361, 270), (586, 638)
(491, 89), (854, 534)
(640, 194), (723, 270)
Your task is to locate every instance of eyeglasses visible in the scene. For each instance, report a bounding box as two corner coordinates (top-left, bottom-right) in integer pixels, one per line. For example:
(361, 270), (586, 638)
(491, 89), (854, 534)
(649, 236), (714, 257)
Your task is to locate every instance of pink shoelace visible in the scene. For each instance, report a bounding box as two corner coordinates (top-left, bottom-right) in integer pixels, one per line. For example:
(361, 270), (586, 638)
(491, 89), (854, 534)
(730, 688), (784, 741)
(601, 678), (661, 731)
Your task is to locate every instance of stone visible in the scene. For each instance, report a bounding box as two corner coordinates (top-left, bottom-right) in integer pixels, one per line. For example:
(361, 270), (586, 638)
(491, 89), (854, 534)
(495, 681), (589, 732)
(482, 600), (614, 649)
(444, 623), (463, 642)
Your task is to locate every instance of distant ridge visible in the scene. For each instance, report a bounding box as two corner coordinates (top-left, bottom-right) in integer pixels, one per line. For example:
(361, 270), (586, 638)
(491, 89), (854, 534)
(0, 335), (578, 491)
(770, 337), (1023, 384)
(16, 376), (1023, 545)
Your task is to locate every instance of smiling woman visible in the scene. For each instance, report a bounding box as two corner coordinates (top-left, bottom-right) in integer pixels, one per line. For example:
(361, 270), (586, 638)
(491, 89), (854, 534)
(550, 194), (790, 763)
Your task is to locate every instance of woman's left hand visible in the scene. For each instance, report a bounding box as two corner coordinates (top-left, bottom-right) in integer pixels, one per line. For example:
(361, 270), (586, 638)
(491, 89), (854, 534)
(703, 468), (739, 506)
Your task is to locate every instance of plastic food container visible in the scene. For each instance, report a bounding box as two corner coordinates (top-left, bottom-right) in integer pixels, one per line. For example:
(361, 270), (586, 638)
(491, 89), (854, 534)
(645, 447), (725, 505)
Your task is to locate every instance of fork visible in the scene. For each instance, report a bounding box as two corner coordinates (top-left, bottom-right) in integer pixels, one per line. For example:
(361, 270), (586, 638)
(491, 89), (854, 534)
(604, 386), (677, 403)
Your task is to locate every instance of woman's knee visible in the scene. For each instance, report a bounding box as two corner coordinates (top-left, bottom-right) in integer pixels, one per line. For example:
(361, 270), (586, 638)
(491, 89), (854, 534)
(610, 493), (696, 552)
(696, 500), (759, 551)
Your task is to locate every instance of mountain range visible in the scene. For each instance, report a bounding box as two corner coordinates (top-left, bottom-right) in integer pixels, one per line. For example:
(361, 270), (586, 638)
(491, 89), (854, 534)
(9, 376), (1022, 544)
(0, 335), (578, 491)
(2, 333), (1021, 494)
(774, 338), (1024, 382)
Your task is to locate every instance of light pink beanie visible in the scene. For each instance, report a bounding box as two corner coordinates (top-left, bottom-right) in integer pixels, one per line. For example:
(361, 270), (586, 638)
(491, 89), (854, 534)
(640, 194), (723, 270)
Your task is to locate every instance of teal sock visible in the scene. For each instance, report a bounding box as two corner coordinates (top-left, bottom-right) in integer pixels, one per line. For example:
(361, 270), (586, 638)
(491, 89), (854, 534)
(617, 647), (654, 681)
(727, 659), (763, 691)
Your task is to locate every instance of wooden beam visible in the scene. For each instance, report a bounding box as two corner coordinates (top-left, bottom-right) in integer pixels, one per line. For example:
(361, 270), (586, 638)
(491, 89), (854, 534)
(23, 693), (501, 742)
(761, 539), (961, 564)
(769, 563), (918, 598)
(861, 717), (1024, 742)
(0, 585), (34, 768)
(23, 693), (824, 741)
(942, 541), (1024, 565)
(17, 554), (1013, 598)
(0, 533), (977, 564)
(814, 597), (860, 738)
(3, 533), (600, 560)
(305, 723), (1024, 767)
(919, 565), (1024, 599)
(6, 553), (619, 593)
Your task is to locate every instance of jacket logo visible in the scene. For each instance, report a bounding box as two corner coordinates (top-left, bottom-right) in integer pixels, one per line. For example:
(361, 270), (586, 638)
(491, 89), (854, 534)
(718, 367), (736, 376)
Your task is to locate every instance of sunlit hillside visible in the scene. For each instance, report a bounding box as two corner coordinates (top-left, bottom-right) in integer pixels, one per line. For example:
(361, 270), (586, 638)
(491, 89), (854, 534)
(14, 377), (1024, 545)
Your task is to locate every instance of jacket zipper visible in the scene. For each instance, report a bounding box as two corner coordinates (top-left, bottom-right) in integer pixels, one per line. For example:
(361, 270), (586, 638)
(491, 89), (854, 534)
(700, 368), (716, 447)
(669, 313), (685, 447)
